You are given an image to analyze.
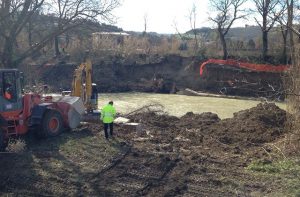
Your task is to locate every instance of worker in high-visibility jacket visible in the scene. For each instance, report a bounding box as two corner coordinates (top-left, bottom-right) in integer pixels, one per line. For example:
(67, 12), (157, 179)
(100, 101), (116, 139)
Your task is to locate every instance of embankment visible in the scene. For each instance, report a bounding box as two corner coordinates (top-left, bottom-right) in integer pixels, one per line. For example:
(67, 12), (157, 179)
(20, 54), (284, 98)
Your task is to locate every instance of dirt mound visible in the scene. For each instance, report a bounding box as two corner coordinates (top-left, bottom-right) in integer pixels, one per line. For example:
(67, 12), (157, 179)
(128, 111), (220, 131)
(208, 103), (287, 146)
(129, 112), (180, 128)
(125, 103), (286, 148)
(178, 112), (220, 129)
(125, 103), (287, 147)
(119, 103), (291, 195)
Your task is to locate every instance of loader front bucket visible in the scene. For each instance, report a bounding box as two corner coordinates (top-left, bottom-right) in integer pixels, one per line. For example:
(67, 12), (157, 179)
(55, 96), (85, 129)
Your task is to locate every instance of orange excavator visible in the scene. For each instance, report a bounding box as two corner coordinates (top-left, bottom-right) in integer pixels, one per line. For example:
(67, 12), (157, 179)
(0, 69), (85, 150)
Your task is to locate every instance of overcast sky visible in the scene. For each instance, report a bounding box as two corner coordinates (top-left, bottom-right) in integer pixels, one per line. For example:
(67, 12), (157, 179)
(113, 0), (256, 34)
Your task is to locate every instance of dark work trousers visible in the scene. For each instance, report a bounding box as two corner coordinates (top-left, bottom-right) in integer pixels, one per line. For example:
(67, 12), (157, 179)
(104, 123), (113, 139)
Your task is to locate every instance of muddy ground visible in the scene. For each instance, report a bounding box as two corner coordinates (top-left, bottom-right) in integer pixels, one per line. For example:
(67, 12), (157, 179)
(0, 103), (299, 196)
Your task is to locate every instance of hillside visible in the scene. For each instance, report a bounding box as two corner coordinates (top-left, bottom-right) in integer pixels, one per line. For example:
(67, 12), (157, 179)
(187, 26), (262, 41)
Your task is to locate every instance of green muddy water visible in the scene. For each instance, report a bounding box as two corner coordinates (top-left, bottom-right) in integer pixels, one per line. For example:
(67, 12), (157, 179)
(98, 93), (286, 119)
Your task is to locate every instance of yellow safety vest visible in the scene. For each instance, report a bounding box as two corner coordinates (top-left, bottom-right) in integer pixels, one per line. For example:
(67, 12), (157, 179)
(101, 104), (116, 123)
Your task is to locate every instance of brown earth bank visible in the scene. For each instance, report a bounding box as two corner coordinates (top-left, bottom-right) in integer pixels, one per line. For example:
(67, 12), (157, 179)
(19, 54), (284, 99)
(1, 103), (299, 196)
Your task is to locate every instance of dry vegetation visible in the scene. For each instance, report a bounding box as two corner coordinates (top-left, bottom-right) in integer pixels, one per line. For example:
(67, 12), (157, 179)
(5, 138), (27, 153)
(60, 29), (286, 64)
(91, 33), (207, 59)
(283, 45), (300, 155)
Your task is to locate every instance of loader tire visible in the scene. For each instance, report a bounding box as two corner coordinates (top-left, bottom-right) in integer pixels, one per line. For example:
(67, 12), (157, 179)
(41, 110), (63, 138)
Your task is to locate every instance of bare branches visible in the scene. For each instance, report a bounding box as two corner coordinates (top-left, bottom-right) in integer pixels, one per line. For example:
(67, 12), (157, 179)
(143, 13), (148, 34)
(208, 0), (248, 59)
(188, 3), (200, 51)
(44, 0), (119, 23)
(0, 0), (45, 67)
(252, 0), (286, 60)
(0, 0), (120, 67)
(124, 103), (165, 117)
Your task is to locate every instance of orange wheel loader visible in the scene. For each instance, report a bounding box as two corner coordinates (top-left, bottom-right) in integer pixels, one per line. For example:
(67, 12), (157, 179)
(0, 69), (85, 151)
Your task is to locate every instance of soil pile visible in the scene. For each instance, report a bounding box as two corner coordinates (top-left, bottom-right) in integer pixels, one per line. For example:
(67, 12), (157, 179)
(120, 103), (289, 195)
(129, 112), (180, 129)
(208, 103), (287, 146)
(126, 103), (286, 148)
(178, 112), (220, 128)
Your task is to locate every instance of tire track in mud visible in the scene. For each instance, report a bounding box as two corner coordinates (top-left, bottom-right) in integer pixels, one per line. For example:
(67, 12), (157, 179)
(87, 140), (181, 196)
(90, 133), (240, 196)
(135, 155), (180, 196)
(88, 142), (133, 181)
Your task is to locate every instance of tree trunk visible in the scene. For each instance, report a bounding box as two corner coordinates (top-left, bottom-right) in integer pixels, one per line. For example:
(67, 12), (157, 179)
(54, 35), (60, 56)
(193, 30), (199, 51)
(287, 0), (294, 63)
(281, 30), (288, 64)
(28, 20), (33, 47)
(219, 28), (228, 60)
(2, 37), (15, 67)
(262, 3), (268, 61)
(282, 38), (287, 64)
(262, 30), (268, 61)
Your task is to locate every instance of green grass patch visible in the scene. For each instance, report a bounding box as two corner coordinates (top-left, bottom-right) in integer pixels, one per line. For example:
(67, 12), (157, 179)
(246, 160), (299, 173)
(246, 159), (300, 196)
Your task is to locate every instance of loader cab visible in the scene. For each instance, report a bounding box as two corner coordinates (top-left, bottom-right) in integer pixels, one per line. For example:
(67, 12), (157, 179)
(0, 69), (23, 112)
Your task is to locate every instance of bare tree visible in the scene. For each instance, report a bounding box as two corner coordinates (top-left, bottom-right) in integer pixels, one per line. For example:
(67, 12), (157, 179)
(143, 13), (148, 36)
(209, 0), (248, 60)
(172, 20), (184, 40)
(286, 0), (298, 62)
(253, 0), (285, 61)
(277, 4), (289, 63)
(275, 0), (300, 63)
(189, 4), (199, 51)
(0, 0), (44, 67)
(0, 0), (120, 68)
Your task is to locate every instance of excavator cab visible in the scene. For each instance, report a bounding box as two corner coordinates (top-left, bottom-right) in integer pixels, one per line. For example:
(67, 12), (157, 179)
(0, 69), (23, 113)
(91, 83), (98, 111)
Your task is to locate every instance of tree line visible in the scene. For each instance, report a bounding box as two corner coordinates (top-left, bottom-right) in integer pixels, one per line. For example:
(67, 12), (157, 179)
(208, 0), (300, 62)
(2, 0), (300, 68)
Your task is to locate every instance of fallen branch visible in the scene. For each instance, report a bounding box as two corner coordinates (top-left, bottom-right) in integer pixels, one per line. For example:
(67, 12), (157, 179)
(124, 103), (165, 117)
(269, 144), (287, 160)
